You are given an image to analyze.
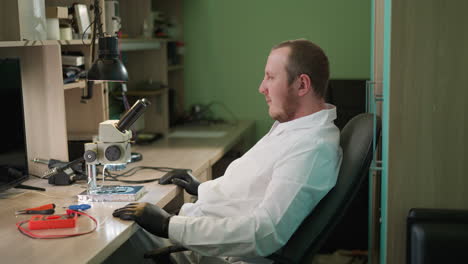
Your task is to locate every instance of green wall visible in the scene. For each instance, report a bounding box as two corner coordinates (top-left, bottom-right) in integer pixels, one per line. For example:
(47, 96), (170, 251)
(183, 0), (371, 139)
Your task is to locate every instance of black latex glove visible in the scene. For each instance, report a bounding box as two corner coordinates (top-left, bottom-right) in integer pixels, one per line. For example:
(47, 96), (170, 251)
(159, 170), (200, 196)
(112, 202), (172, 238)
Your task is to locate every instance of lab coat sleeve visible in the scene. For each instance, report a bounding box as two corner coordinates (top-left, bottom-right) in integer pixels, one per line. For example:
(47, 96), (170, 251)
(168, 142), (342, 257)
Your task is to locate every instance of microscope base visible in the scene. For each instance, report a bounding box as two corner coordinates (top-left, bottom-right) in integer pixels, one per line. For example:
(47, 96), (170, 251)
(77, 185), (146, 202)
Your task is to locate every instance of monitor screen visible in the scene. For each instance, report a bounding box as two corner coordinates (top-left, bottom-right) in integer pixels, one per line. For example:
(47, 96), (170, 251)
(0, 58), (29, 191)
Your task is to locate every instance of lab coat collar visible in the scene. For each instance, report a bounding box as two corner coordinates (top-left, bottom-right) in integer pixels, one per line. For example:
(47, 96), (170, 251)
(268, 104), (337, 136)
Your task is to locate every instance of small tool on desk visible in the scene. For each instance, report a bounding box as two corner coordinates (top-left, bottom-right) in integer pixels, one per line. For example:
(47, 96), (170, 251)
(66, 204), (91, 211)
(28, 212), (77, 230)
(15, 203), (56, 215)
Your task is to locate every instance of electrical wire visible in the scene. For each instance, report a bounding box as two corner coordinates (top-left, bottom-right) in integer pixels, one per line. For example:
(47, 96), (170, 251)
(90, 0), (103, 63)
(191, 101), (239, 125)
(208, 101), (239, 125)
(115, 166), (187, 176)
(29, 174), (44, 179)
(89, 166), (190, 184)
(81, 6), (99, 45)
(102, 166), (190, 184)
(122, 92), (130, 110)
(34, 161), (186, 185)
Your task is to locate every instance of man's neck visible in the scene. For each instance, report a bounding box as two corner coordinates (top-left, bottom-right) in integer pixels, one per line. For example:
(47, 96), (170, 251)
(291, 99), (326, 120)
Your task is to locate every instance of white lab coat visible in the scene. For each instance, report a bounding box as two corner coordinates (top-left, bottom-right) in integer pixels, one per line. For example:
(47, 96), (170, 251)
(169, 104), (342, 262)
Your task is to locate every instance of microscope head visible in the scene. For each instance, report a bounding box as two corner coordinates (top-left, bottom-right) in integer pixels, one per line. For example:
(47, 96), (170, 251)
(99, 120), (132, 143)
(83, 98), (150, 169)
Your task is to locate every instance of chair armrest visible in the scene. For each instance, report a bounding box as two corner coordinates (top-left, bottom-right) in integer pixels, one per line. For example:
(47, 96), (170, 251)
(144, 245), (189, 261)
(267, 252), (294, 264)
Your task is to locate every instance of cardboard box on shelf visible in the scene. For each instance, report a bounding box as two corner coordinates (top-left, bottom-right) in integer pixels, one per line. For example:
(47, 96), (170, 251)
(62, 55), (85, 66)
(46, 7), (68, 19)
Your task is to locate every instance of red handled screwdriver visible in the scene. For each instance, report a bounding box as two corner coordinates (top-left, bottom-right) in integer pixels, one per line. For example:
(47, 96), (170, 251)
(15, 203), (56, 215)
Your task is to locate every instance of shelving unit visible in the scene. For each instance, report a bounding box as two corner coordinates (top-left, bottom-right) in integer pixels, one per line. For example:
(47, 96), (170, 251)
(126, 88), (168, 97)
(0, 39), (95, 48)
(0, 0), (108, 175)
(119, 0), (184, 131)
(120, 38), (162, 51)
(63, 80), (103, 90)
(0, 0), (184, 175)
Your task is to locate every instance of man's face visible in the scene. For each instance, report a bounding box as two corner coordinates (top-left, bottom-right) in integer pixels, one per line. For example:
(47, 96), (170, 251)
(259, 47), (298, 122)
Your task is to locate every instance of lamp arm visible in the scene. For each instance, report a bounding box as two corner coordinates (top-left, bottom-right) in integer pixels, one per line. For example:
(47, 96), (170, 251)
(83, 0), (100, 101)
(91, 0), (100, 62)
(81, 80), (94, 100)
(95, 0), (104, 37)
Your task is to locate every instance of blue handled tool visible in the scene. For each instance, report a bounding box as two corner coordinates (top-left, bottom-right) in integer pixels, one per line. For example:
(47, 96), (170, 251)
(68, 204), (91, 211)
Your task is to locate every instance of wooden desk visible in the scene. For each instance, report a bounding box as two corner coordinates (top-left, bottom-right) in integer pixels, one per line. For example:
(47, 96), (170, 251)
(0, 121), (254, 264)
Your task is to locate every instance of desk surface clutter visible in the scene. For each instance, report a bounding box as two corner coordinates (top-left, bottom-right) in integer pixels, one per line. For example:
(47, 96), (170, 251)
(0, 121), (254, 264)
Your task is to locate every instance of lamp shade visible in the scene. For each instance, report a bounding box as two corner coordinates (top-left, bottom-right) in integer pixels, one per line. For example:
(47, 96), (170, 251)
(87, 58), (128, 82)
(87, 36), (128, 82)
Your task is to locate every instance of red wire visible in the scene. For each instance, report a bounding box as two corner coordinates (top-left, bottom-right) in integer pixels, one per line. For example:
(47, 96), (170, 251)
(16, 210), (98, 239)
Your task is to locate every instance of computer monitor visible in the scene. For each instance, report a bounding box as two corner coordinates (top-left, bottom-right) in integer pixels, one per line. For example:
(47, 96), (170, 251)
(0, 58), (29, 191)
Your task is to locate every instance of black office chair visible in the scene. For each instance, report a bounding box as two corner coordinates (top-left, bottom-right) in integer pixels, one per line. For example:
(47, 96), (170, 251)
(268, 113), (380, 263)
(145, 113), (381, 264)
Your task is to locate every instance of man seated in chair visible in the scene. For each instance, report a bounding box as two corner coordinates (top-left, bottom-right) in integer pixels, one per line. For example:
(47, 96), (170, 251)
(112, 39), (343, 263)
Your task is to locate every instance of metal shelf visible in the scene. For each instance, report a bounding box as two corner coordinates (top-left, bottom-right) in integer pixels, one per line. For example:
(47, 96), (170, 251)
(119, 38), (167, 51)
(0, 39), (94, 48)
(64, 80), (103, 90)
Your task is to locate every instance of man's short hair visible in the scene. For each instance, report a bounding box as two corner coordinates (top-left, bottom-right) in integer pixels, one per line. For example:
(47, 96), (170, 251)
(272, 39), (330, 98)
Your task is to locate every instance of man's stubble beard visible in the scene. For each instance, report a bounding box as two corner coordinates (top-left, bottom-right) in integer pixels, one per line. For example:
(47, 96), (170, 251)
(271, 88), (299, 123)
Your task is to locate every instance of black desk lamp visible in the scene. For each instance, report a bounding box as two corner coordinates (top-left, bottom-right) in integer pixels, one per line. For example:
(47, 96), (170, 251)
(83, 0), (128, 100)
(87, 36), (128, 82)
(85, 0), (142, 163)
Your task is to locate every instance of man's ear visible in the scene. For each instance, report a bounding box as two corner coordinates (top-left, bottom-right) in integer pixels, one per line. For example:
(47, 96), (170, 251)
(297, 74), (312, 97)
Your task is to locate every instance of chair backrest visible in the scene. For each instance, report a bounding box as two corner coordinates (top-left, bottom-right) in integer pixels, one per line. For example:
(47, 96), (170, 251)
(269, 113), (381, 264)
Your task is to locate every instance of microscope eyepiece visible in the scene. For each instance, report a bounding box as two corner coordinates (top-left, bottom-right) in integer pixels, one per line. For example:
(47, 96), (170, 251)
(116, 98), (151, 132)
